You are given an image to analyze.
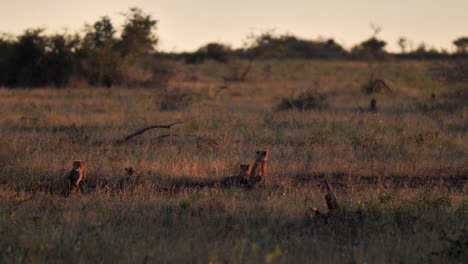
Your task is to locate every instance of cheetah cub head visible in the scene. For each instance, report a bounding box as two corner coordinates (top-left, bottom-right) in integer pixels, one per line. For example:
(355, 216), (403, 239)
(72, 161), (85, 172)
(125, 167), (139, 178)
(256, 150), (269, 161)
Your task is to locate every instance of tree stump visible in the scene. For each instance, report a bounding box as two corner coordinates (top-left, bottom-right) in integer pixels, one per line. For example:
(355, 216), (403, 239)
(370, 98), (377, 112)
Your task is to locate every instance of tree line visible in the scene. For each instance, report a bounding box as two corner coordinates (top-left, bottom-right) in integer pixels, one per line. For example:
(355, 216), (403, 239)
(0, 8), (160, 88)
(181, 34), (468, 64)
(0, 7), (467, 87)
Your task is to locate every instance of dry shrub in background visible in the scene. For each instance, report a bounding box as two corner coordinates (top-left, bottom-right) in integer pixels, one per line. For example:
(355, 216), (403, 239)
(361, 79), (393, 94)
(276, 91), (328, 111)
(431, 58), (468, 83)
(160, 87), (208, 111)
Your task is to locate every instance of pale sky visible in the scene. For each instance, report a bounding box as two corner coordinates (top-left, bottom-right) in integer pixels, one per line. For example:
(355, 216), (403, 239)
(0, 0), (467, 52)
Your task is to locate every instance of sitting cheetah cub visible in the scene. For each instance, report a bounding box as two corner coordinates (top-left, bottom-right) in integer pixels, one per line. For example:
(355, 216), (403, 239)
(118, 167), (140, 191)
(249, 150), (269, 185)
(221, 164), (252, 186)
(62, 161), (86, 197)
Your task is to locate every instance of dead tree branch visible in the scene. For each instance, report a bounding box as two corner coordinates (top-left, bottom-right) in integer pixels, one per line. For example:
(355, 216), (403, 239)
(123, 121), (184, 143)
(323, 179), (339, 212)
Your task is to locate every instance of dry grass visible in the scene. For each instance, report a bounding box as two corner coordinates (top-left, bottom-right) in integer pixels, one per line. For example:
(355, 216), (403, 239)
(0, 59), (467, 263)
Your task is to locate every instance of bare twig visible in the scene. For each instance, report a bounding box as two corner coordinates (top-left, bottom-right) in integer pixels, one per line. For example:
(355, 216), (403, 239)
(323, 179), (339, 211)
(123, 121), (184, 142)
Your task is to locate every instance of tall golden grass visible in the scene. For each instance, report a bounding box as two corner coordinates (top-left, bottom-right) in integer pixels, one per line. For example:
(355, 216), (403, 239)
(0, 60), (466, 263)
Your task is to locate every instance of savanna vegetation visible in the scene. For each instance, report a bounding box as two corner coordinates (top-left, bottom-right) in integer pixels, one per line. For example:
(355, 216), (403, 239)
(0, 7), (467, 264)
(1, 59), (467, 263)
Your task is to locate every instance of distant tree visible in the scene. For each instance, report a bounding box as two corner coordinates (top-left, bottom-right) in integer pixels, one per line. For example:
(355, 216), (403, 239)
(0, 7), (168, 88)
(0, 29), (80, 87)
(0, 34), (14, 85)
(415, 42), (427, 53)
(398, 37), (408, 54)
(453, 37), (468, 54)
(78, 16), (121, 86)
(453, 38), (468, 81)
(322, 39), (348, 58)
(115, 7), (165, 86)
(352, 24), (387, 60)
(356, 37), (386, 56)
(83, 16), (115, 48)
(43, 33), (80, 86)
(119, 7), (158, 57)
(7, 29), (48, 86)
(244, 32), (347, 59)
(249, 31), (285, 58)
(187, 42), (233, 63)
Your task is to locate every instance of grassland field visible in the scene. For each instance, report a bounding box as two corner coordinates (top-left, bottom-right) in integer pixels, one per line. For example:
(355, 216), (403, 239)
(0, 59), (467, 263)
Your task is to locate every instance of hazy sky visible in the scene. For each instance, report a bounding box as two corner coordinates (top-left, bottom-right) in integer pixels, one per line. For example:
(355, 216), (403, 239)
(1, 0), (467, 52)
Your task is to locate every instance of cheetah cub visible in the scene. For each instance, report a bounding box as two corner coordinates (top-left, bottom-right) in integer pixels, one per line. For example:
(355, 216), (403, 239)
(118, 167), (140, 191)
(249, 150), (269, 185)
(221, 164), (252, 186)
(63, 161), (86, 197)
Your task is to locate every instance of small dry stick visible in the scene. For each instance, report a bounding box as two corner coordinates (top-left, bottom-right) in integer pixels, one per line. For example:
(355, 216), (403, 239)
(123, 121), (184, 142)
(370, 98), (377, 112)
(323, 179), (339, 212)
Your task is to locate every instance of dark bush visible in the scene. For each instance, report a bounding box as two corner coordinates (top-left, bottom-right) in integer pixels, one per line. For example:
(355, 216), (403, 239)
(351, 37), (387, 60)
(0, 29), (80, 87)
(362, 79), (392, 94)
(160, 89), (204, 111)
(276, 91), (328, 111)
(0, 7), (170, 88)
(185, 43), (233, 64)
(432, 58), (468, 83)
(248, 34), (348, 59)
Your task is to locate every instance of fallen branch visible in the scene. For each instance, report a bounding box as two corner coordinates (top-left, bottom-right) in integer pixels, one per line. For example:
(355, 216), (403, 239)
(123, 121), (184, 143)
(307, 179), (340, 220)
